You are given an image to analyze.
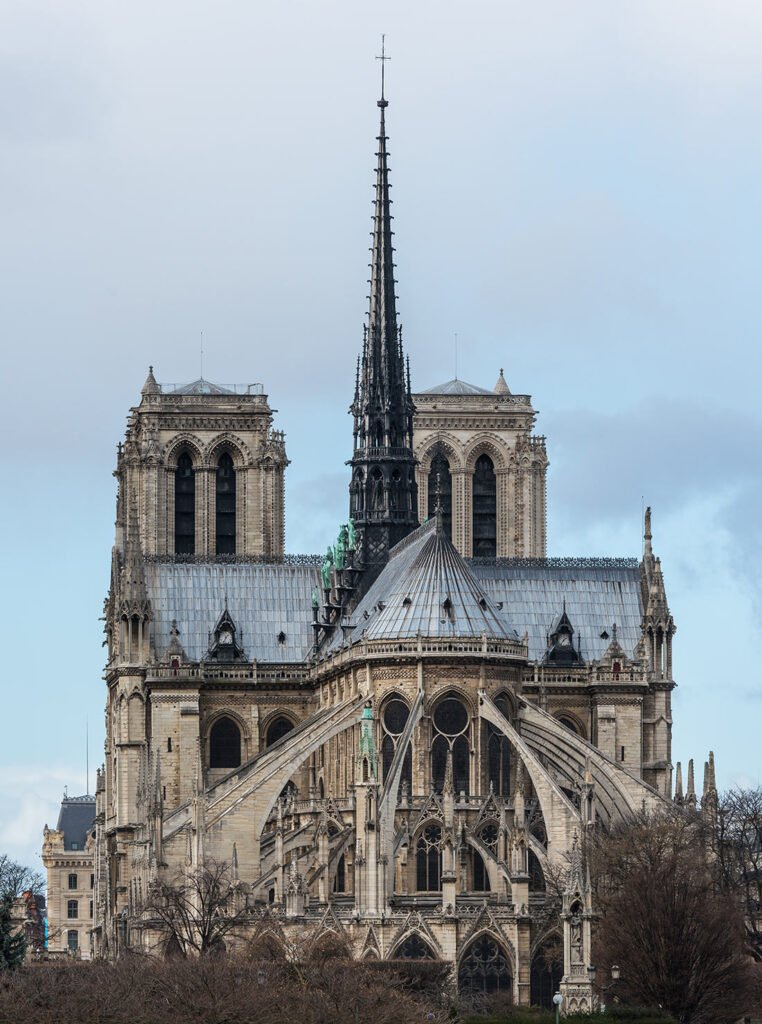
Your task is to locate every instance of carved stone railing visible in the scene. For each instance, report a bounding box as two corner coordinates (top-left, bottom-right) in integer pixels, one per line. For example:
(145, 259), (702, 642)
(314, 634), (528, 674)
(468, 556), (639, 569)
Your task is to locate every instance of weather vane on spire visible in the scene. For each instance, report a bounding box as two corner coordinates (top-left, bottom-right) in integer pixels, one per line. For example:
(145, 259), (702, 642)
(376, 34), (390, 103)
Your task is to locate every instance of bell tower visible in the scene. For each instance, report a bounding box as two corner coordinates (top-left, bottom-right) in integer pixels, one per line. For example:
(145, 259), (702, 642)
(349, 66), (419, 572)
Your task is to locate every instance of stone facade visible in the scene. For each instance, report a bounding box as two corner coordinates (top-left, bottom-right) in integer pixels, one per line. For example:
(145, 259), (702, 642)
(42, 795), (96, 959)
(71, 86), (692, 1012)
(413, 374), (548, 558)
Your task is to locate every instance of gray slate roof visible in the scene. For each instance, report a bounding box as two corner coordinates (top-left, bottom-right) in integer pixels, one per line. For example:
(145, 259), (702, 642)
(470, 562), (643, 661)
(142, 553), (644, 665)
(144, 562), (321, 663)
(419, 378), (494, 396)
(56, 796), (95, 851)
(326, 520), (519, 652)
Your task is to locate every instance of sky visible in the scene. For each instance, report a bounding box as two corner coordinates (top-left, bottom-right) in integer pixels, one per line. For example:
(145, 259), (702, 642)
(1, 0), (761, 874)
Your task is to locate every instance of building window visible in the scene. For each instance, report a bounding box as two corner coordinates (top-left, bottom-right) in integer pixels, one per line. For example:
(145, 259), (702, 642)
(472, 453), (497, 557)
(71, 842), (79, 851)
(215, 452), (236, 555)
(265, 716), (294, 748)
(209, 716), (241, 769)
(167, 737), (172, 752)
(431, 696), (470, 795)
(67, 900), (78, 919)
(459, 935), (512, 996)
(380, 697), (412, 792)
(89, 900), (94, 918)
(175, 452), (195, 554)
(67, 929), (78, 952)
(396, 934), (435, 959)
(90, 874), (95, 889)
(427, 450), (452, 539)
(415, 823), (442, 892)
(68, 873), (78, 890)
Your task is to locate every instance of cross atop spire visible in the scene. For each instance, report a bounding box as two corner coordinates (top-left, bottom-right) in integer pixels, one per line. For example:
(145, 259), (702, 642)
(376, 34), (390, 105)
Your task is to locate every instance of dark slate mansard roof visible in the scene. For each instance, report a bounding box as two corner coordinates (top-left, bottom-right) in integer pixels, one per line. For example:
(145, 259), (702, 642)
(56, 795), (96, 851)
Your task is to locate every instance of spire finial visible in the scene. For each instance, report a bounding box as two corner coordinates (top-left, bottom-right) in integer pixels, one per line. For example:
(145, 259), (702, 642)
(376, 34), (390, 105)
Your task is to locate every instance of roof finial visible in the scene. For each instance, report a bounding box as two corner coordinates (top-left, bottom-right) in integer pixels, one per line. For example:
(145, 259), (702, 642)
(376, 34), (390, 105)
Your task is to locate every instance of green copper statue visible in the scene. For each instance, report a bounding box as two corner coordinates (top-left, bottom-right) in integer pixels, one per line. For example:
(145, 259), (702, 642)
(335, 524), (349, 570)
(347, 518), (357, 550)
(311, 587), (319, 610)
(321, 548), (334, 590)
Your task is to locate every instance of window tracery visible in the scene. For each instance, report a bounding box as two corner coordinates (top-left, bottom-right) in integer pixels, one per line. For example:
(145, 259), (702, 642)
(380, 696), (412, 792)
(458, 935), (512, 996)
(415, 822), (442, 892)
(431, 697), (470, 794)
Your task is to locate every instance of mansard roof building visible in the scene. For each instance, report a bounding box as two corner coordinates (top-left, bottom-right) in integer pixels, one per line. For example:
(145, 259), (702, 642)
(84, 81), (698, 1009)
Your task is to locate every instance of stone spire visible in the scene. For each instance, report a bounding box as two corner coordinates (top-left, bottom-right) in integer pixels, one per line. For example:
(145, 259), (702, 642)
(686, 758), (696, 809)
(674, 761), (684, 805)
(349, 72), (418, 576)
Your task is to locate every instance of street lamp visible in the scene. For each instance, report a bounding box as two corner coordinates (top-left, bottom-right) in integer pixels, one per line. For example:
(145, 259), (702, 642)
(553, 991), (563, 1024)
(588, 964), (622, 1011)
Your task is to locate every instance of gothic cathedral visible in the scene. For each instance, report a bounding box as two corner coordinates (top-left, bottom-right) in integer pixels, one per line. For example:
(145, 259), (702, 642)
(86, 83), (693, 1009)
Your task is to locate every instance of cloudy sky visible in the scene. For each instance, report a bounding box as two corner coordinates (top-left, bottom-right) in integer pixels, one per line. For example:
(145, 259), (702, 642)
(1, 0), (760, 872)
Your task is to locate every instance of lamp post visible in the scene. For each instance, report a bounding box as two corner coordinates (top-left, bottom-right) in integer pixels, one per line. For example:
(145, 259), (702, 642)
(553, 991), (563, 1024)
(588, 964), (621, 1011)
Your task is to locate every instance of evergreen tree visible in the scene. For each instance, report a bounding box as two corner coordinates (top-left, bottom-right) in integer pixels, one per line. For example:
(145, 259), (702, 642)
(0, 896), (26, 971)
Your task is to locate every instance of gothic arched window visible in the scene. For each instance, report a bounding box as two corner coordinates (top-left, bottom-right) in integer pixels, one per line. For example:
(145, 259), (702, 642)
(472, 453), (497, 557)
(209, 716), (241, 769)
(486, 724), (511, 796)
(396, 933), (435, 959)
(380, 696), (412, 793)
(175, 452), (195, 554)
(472, 849), (490, 892)
(427, 451), (452, 539)
(431, 697), (470, 795)
(215, 452), (236, 555)
(458, 935), (513, 996)
(265, 716), (294, 748)
(415, 823), (442, 892)
(530, 938), (563, 1008)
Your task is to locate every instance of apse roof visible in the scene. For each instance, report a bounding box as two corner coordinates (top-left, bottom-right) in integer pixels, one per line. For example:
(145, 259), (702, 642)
(326, 519), (519, 649)
(56, 796), (95, 851)
(144, 561), (321, 664)
(419, 378), (494, 396)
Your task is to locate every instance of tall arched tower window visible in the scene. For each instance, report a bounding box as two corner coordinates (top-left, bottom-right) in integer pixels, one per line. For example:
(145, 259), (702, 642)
(427, 451), (452, 539)
(216, 453), (236, 555)
(209, 716), (241, 769)
(175, 452), (195, 554)
(472, 454), (496, 557)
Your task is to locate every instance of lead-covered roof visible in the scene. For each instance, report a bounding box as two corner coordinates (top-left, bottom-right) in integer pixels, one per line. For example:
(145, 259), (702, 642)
(142, 553), (644, 665)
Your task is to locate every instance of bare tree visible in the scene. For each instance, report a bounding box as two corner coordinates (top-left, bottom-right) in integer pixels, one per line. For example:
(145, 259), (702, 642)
(714, 787), (762, 961)
(0, 855), (44, 902)
(140, 859), (250, 957)
(590, 809), (754, 1023)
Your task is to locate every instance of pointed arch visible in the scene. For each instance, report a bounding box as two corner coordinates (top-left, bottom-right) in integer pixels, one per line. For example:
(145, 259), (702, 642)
(209, 716), (242, 769)
(392, 932), (437, 960)
(458, 932), (513, 997)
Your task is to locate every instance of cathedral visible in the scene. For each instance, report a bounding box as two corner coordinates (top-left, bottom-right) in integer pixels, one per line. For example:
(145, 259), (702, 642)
(85, 80), (690, 1008)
